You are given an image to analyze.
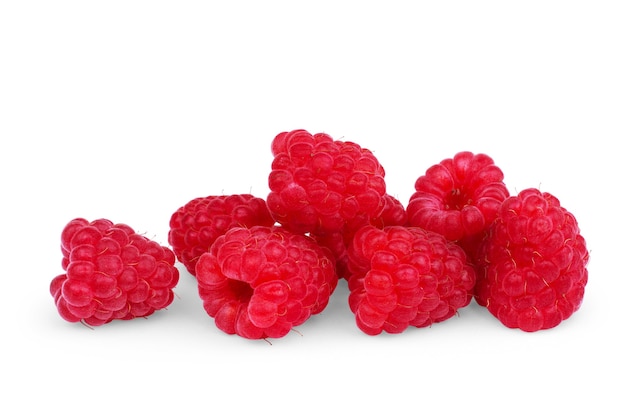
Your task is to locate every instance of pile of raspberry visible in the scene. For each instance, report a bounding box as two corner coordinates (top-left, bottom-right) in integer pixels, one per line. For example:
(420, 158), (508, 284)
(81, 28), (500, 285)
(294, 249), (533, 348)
(50, 129), (590, 338)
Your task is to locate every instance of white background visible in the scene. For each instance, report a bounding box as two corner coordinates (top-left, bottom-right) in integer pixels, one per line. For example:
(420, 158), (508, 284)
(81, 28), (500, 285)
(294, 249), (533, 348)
(2, 1), (624, 416)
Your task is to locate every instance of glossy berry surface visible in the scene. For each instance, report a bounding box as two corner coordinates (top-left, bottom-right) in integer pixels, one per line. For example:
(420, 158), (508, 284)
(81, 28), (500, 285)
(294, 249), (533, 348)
(474, 188), (589, 332)
(406, 151), (509, 260)
(50, 218), (180, 326)
(346, 225), (476, 335)
(168, 194), (275, 275)
(312, 193), (408, 280)
(194, 225), (338, 339)
(267, 129), (387, 235)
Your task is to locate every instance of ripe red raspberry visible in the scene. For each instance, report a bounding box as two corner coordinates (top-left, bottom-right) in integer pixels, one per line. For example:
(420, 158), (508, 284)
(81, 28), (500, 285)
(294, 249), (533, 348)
(168, 194), (275, 276)
(194, 225), (339, 339)
(474, 188), (589, 332)
(50, 218), (180, 326)
(406, 151), (510, 261)
(312, 194), (408, 280)
(346, 225), (476, 335)
(267, 129), (387, 236)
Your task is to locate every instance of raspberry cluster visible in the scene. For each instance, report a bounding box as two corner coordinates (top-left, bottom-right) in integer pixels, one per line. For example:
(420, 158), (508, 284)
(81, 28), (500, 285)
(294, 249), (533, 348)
(267, 129), (387, 236)
(347, 225), (476, 335)
(194, 225), (338, 339)
(49, 129), (590, 338)
(404, 151), (589, 332)
(406, 151), (510, 262)
(50, 218), (180, 326)
(473, 188), (589, 332)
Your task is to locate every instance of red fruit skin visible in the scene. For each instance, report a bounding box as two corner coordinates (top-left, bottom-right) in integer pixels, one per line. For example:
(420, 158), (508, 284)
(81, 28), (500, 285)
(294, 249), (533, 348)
(267, 129), (387, 236)
(346, 225), (476, 335)
(406, 151), (510, 261)
(312, 194), (408, 280)
(369, 194), (409, 229)
(51, 218), (180, 326)
(194, 225), (338, 339)
(474, 188), (589, 332)
(168, 194), (275, 276)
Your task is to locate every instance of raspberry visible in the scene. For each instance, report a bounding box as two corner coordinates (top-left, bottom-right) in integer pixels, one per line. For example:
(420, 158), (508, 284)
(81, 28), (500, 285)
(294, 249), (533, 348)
(346, 225), (476, 335)
(267, 129), (387, 235)
(194, 225), (339, 339)
(473, 188), (589, 332)
(168, 194), (275, 275)
(50, 218), (180, 326)
(406, 151), (510, 261)
(312, 194), (408, 280)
